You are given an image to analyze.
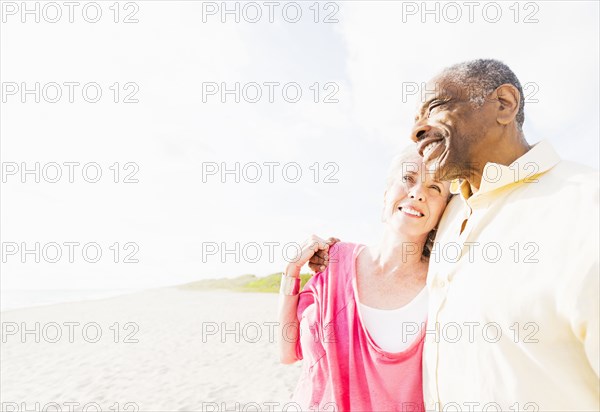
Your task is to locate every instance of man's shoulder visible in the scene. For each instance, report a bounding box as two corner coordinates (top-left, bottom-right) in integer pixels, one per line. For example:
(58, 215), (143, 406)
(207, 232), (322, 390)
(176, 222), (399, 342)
(546, 159), (598, 183)
(530, 159), (598, 203)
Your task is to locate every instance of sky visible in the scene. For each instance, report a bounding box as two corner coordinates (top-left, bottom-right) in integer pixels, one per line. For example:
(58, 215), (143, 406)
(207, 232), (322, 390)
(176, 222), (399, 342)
(1, 0), (598, 292)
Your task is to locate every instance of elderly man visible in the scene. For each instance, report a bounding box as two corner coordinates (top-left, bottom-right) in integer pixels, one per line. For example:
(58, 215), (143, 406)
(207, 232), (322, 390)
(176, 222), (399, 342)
(410, 59), (598, 411)
(311, 59), (599, 411)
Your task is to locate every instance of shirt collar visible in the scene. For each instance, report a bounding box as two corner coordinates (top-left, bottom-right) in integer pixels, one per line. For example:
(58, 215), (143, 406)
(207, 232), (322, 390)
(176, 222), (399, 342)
(450, 140), (561, 200)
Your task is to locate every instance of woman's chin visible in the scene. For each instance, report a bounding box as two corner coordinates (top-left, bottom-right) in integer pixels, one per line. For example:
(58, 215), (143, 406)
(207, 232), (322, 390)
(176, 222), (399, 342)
(387, 220), (427, 238)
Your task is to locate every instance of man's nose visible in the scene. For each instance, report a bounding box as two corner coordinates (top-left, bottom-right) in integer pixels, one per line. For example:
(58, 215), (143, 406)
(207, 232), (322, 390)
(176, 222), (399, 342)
(411, 124), (431, 143)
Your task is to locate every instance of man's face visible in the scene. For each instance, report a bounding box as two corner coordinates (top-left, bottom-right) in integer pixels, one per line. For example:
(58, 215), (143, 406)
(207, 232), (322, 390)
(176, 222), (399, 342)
(410, 75), (493, 182)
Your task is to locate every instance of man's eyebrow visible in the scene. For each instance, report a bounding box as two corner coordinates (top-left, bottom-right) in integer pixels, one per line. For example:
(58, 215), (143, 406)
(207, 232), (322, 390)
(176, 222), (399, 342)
(415, 94), (453, 121)
(423, 96), (438, 108)
(416, 95), (440, 117)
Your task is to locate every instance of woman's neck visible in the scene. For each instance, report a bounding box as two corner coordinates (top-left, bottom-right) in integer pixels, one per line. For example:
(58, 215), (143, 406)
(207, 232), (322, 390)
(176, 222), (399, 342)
(369, 230), (428, 279)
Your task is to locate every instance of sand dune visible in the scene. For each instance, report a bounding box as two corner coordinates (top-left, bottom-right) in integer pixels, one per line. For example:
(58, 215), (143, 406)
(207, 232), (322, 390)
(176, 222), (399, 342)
(0, 289), (302, 411)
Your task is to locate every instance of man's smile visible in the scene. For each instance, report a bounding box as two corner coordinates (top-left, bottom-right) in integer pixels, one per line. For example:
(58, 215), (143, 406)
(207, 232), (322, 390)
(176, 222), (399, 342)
(420, 139), (446, 164)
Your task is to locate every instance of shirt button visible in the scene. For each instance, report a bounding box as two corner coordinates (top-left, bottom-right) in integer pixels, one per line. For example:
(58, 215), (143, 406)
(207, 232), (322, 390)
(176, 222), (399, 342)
(439, 280), (446, 288)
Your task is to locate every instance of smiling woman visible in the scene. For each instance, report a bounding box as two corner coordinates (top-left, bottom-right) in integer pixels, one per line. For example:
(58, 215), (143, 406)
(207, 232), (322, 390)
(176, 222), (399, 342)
(277, 146), (452, 411)
(385, 146), (452, 258)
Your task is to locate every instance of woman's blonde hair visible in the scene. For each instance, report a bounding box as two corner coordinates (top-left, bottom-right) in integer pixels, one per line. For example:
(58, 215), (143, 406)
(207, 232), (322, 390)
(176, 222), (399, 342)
(385, 145), (422, 190)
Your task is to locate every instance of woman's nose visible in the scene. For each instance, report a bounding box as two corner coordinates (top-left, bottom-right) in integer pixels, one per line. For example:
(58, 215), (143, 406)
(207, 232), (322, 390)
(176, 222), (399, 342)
(408, 182), (427, 201)
(409, 192), (424, 202)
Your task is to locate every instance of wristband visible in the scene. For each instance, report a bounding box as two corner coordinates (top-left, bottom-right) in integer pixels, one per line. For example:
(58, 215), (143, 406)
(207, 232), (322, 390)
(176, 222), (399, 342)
(280, 273), (301, 296)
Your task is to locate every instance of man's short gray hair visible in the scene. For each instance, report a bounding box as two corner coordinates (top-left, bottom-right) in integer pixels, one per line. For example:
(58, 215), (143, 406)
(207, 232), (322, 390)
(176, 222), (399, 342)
(440, 59), (525, 130)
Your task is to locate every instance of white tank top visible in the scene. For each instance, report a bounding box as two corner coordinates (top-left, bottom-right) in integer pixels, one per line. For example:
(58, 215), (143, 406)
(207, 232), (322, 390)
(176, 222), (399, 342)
(358, 287), (429, 353)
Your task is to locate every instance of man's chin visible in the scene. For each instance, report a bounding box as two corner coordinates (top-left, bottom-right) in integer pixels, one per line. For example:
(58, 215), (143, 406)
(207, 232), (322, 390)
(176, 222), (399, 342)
(425, 159), (445, 179)
(425, 153), (463, 181)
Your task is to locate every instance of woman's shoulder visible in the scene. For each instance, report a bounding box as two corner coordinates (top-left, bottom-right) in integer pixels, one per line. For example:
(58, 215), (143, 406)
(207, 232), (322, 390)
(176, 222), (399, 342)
(301, 241), (363, 311)
(328, 241), (364, 260)
(327, 242), (365, 272)
(303, 241), (361, 286)
(314, 241), (365, 284)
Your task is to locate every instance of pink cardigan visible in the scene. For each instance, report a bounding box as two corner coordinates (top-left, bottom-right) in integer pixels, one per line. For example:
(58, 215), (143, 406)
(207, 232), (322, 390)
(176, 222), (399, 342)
(292, 242), (426, 412)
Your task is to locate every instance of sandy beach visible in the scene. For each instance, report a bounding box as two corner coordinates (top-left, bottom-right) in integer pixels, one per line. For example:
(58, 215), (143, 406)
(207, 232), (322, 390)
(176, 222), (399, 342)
(0, 289), (302, 411)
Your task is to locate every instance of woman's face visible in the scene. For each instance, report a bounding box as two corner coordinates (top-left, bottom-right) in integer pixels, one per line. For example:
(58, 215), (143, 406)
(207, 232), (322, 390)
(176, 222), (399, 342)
(383, 156), (451, 238)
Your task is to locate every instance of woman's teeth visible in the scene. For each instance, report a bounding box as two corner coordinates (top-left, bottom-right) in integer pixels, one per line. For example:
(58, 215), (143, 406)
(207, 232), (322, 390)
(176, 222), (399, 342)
(400, 207), (424, 217)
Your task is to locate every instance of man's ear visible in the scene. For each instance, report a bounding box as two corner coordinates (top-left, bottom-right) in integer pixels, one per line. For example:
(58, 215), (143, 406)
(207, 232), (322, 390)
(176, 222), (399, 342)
(494, 84), (520, 126)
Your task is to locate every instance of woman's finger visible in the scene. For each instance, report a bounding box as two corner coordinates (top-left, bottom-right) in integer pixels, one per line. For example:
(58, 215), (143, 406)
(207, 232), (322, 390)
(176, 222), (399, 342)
(309, 254), (326, 266)
(308, 262), (327, 273)
(307, 237), (330, 252)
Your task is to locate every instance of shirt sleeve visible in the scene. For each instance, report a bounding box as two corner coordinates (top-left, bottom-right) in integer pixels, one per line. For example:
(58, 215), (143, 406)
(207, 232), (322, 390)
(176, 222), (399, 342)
(568, 257), (600, 377)
(562, 185), (599, 377)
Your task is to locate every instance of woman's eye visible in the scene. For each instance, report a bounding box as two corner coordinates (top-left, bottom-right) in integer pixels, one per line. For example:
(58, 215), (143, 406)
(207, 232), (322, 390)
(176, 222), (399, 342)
(402, 175), (414, 183)
(430, 185), (441, 193)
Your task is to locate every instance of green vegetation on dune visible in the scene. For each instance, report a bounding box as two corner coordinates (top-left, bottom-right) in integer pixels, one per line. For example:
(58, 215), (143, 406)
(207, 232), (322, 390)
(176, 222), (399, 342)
(178, 273), (313, 293)
(243, 273), (313, 293)
(178, 274), (257, 290)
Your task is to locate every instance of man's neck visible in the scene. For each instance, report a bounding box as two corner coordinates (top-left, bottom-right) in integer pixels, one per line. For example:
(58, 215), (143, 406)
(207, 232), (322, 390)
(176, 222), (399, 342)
(467, 133), (531, 194)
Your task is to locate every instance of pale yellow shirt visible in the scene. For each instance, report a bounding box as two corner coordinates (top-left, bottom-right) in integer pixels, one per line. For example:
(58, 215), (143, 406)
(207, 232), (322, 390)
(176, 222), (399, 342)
(423, 140), (599, 411)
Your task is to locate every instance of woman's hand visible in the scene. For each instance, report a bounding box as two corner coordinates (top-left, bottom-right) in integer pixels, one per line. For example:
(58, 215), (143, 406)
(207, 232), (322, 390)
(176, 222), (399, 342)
(286, 235), (340, 276)
(278, 235), (340, 365)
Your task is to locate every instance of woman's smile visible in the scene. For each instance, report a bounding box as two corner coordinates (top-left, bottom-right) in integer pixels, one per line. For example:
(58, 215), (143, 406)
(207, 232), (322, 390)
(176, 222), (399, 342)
(398, 205), (425, 218)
